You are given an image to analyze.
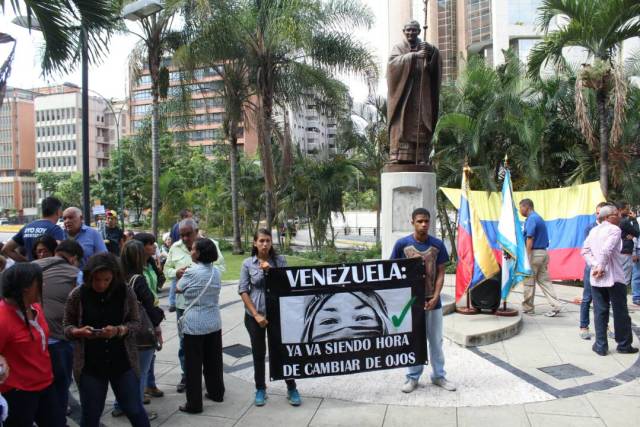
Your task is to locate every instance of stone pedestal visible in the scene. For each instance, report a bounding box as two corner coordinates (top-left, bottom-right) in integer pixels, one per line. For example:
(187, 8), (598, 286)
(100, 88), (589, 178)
(381, 172), (437, 258)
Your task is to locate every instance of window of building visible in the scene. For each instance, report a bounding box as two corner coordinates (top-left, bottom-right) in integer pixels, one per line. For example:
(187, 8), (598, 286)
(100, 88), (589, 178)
(510, 38), (539, 62)
(132, 90), (152, 101)
(508, 0), (542, 26)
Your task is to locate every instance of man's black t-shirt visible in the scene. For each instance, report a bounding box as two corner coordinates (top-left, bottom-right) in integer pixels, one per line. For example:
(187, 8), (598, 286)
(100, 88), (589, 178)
(104, 226), (124, 255)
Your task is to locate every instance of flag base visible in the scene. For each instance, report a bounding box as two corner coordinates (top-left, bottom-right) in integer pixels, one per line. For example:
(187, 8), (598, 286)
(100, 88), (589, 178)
(456, 291), (480, 314)
(456, 306), (480, 315)
(495, 304), (519, 317)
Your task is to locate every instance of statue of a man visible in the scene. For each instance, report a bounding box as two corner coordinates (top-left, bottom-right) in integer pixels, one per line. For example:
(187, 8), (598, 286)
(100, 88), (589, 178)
(387, 20), (442, 165)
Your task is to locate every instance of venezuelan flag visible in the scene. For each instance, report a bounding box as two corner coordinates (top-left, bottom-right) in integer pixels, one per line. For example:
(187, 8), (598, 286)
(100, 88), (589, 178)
(455, 169), (500, 301)
(442, 181), (605, 281)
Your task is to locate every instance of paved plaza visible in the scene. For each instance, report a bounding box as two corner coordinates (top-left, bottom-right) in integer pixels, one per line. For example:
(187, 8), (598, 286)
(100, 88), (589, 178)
(67, 275), (640, 426)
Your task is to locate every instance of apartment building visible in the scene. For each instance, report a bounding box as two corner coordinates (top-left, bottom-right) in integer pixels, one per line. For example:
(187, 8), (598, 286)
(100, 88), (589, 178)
(128, 59), (258, 156)
(33, 83), (114, 175)
(278, 104), (338, 159)
(0, 87), (37, 215)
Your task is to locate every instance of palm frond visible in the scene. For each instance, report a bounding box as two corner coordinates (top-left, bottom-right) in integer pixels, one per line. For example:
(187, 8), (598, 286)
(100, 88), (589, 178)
(319, 0), (374, 31)
(536, 0), (589, 33)
(308, 32), (377, 78)
(4, 0), (120, 74)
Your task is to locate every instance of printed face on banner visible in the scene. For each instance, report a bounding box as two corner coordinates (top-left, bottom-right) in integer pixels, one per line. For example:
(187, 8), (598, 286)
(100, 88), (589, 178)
(265, 259), (427, 380)
(279, 288), (412, 343)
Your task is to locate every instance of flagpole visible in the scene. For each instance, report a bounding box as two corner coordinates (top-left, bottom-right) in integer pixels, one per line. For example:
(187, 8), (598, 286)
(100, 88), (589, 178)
(456, 162), (480, 315)
(496, 155), (519, 317)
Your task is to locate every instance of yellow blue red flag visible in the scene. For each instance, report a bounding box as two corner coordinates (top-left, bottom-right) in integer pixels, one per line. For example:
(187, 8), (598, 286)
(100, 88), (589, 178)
(442, 181), (605, 281)
(455, 168), (500, 301)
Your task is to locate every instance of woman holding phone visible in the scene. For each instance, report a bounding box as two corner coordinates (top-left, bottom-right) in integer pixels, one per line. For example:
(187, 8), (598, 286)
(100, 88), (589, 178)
(238, 228), (301, 407)
(63, 253), (149, 427)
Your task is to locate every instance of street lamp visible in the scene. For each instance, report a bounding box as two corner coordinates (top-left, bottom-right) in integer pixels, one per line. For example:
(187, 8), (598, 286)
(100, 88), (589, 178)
(123, 0), (164, 21)
(13, 0), (164, 227)
(88, 90), (126, 229)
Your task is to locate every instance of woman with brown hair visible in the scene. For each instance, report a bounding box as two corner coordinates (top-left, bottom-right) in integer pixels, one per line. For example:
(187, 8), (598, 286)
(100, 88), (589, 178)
(238, 228), (301, 407)
(63, 253), (149, 427)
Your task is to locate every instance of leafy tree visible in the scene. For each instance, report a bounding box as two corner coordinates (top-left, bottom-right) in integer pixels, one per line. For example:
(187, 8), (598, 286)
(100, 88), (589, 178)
(528, 0), (640, 197)
(36, 172), (96, 209)
(93, 137), (150, 223)
(191, 0), (376, 230)
(176, 14), (253, 253)
(35, 172), (67, 196)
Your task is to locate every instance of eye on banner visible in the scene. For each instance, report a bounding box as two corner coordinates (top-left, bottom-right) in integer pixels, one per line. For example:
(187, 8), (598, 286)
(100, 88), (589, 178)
(265, 258), (427, 380)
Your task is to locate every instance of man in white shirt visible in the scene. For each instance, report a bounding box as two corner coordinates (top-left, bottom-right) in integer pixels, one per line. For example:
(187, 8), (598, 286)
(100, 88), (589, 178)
(582, 205), (638, 356)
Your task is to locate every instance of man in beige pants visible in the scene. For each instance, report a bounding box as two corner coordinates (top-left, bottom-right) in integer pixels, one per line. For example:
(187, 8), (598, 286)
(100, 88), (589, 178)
(519, 199), (565, 317)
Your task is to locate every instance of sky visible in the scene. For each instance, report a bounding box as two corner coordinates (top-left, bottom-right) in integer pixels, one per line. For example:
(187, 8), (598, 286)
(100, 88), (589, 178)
(1, 0), (390, 104)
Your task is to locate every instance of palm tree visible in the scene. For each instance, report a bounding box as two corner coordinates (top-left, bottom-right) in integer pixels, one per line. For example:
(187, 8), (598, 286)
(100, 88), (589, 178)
(175, 2), (255, 254)
(528, 0), (640, 197)
(126, 0), (183, 237)
(2, 0), (117, 72)
(1, 0), (118, 104)
(193, 0), (376, 230)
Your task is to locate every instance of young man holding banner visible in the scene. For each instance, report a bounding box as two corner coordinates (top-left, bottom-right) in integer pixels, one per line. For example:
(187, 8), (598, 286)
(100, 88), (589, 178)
(390, 208), (456, 393)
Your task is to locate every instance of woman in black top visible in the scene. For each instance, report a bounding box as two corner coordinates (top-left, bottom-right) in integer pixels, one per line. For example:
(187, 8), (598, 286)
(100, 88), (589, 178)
(63, 253), (149, 427)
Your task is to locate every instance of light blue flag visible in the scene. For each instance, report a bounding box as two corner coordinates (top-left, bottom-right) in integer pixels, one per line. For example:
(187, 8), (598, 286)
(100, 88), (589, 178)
(496, 170), (532, 300)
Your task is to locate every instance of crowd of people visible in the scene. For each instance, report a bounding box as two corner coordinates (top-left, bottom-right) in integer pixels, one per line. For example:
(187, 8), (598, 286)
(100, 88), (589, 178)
(0, 198), (308, 426)
(0, 194), (638, 426)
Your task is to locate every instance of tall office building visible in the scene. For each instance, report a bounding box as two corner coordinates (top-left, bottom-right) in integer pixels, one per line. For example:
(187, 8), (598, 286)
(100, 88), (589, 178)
(390, 0), (543, 80)
(33, 83), (114, 175)
(0, 88), (37, 215)
(128, 59), (258, 156)
(394, 1), (638, 81)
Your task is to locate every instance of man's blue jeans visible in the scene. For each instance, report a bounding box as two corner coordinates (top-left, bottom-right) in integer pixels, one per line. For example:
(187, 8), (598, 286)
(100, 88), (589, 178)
(406, 307), (445, 382)
(114, 348), (154, 412)
(591, 282), (634, 353)
(632, 260), (640, 303)
(48, 340), (74, 413)
(79, 368), (150, 427)
(580, 265), (593, 329)
(168, 278), (177, 307)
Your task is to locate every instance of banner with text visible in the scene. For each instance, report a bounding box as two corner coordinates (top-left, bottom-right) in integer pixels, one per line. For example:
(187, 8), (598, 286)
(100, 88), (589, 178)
(266, 258), (427, 380)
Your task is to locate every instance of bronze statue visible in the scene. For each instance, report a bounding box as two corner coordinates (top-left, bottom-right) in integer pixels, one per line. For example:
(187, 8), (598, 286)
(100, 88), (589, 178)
(387, 20), (442, 166)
